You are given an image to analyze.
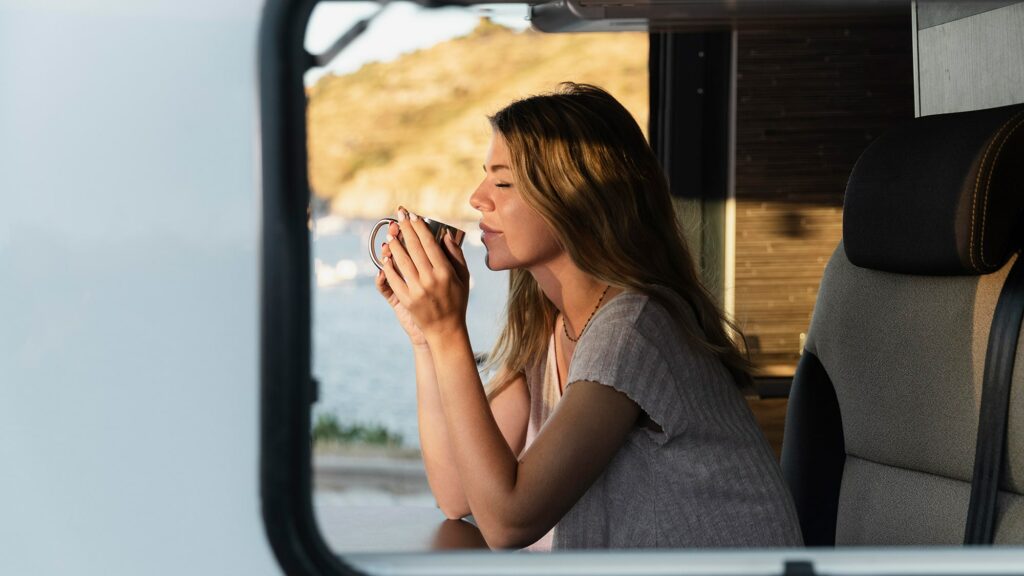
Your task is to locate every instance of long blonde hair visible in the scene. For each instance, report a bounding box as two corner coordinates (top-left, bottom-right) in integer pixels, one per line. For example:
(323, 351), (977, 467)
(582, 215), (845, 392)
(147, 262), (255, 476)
(484, 83), (752, 397)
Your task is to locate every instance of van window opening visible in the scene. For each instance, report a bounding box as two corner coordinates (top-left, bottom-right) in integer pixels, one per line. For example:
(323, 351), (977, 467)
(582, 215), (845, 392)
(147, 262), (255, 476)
(302, 0), (911, 553)
(257, 0), (1024, 572)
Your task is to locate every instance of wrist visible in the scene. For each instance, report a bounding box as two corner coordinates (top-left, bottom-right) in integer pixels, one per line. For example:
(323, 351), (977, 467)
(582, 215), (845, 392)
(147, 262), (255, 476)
(424, 322), (470, 350)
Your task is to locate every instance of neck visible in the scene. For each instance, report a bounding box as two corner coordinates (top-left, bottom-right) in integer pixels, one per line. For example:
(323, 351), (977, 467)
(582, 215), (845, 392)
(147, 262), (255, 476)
(529, 255), (611, 334)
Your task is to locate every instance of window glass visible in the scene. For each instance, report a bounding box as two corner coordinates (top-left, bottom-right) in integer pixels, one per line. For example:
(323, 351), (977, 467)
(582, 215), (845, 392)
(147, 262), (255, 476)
(304, 2), (649, 553)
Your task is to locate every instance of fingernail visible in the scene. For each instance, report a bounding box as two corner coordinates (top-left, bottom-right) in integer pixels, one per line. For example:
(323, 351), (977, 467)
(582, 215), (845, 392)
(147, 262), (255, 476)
(386, 234), (394, 242)
(383, 256), (390, 264)
(396, 207), (407, 222)
(409, 211), (419, 222)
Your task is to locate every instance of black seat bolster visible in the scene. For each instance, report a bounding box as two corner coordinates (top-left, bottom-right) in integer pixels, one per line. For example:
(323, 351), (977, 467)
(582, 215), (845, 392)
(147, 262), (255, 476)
(782, 351), (846, 546)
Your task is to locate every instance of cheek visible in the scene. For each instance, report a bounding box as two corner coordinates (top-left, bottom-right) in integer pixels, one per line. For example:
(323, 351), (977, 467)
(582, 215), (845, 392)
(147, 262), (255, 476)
(516, 218), (561, 256)
(500, 197), (563, 260)
(528, 210), (559, 244)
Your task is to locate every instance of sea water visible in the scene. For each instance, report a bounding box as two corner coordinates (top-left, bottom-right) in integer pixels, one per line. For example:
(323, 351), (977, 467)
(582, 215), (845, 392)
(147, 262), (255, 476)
(311, 217), (507, 448)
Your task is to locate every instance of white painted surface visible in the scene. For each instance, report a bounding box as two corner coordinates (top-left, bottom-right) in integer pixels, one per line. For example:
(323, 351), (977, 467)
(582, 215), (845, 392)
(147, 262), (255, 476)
(0, 1), (276, 574)
(917, 2), (1024, 115)
(348, 548), (1024, 576)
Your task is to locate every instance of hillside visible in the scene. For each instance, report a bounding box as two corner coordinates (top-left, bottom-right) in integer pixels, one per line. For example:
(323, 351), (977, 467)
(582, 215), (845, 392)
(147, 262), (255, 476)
(306, 21), (648, 221)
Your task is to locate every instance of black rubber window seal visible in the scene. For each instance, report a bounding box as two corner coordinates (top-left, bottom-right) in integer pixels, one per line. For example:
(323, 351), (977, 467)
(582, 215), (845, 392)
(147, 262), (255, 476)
(258, 0), (364, 573)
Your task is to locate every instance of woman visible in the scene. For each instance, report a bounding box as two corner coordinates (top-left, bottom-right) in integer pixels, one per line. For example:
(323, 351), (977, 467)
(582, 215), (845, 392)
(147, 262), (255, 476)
(375, 83), (803, 550)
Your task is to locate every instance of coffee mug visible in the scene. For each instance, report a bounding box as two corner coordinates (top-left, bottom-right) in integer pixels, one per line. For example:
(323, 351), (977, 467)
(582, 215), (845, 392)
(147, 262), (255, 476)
(368, 215), (467, 270)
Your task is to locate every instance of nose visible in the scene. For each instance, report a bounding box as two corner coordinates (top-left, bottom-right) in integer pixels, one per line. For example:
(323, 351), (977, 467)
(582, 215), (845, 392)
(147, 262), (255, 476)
(469, 180), (493, 213)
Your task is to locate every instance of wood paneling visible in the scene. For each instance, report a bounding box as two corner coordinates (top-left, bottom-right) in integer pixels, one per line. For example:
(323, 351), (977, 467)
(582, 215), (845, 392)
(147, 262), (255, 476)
(734, 24), (914, 369)
(747, 398), (789, 459)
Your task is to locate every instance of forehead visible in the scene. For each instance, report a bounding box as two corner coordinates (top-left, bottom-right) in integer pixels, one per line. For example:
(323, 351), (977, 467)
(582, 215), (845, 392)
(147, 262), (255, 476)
(485, 132), (512, 168)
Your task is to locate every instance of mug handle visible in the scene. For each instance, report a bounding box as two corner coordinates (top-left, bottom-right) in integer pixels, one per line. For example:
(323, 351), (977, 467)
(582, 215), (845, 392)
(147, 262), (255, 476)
(368, 217), (398, 270)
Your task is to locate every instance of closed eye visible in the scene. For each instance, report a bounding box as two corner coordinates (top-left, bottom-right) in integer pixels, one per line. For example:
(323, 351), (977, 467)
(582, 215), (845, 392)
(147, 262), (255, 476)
(496, 183), (512, 188)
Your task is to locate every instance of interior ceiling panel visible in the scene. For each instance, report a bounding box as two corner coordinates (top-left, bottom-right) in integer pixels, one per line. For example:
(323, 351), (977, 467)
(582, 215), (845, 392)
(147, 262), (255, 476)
(525, 0), (910, 32)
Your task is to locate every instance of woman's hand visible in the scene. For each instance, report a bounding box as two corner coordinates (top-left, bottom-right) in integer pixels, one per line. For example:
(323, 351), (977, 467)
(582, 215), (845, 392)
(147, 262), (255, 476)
(380, 207), (471, 344)
(375, 220), (428, 347)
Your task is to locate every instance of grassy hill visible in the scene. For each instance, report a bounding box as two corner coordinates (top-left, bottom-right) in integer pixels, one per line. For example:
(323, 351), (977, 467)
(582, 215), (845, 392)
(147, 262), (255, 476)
(306, 20), (648, 221)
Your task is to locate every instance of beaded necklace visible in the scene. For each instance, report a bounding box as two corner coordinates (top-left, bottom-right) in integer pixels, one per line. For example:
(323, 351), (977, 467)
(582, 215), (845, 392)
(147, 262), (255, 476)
(562, 285), (611, 343)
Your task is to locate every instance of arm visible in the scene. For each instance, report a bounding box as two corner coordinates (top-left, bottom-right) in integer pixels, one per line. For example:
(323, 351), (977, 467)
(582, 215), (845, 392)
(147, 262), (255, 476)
(414, 344), (530, 519)
(375, 215), (530, 519)
(427, 329), (640, 549)
(382, 209), (639, 548)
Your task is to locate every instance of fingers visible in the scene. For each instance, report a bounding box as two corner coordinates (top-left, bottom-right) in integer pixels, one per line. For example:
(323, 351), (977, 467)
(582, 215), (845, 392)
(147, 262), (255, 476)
(384, 206), (469, 298)
(380, 252), (410, 304)
(375, 243), (394, 297)
(375, 262), (389, 290)
(407, 213), (452, 272)
(385, 224), (418, 285)
(394, 207), (434, 280)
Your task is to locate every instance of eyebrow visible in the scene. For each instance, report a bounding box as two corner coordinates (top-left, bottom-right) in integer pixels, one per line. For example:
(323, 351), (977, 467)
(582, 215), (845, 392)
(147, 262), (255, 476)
(483, 164), (512, 173)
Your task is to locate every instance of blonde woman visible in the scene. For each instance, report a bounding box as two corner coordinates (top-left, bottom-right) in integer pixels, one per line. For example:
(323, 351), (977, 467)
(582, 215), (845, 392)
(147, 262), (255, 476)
(375, 83), (803, 550)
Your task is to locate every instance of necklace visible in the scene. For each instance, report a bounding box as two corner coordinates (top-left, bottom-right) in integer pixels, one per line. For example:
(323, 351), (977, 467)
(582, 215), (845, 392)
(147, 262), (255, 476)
(563, 285), (611, 343)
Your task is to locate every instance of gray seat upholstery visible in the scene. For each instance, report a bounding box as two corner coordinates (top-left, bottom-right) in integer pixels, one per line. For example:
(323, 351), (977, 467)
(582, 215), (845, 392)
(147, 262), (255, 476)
(781, 103), (1024, 546)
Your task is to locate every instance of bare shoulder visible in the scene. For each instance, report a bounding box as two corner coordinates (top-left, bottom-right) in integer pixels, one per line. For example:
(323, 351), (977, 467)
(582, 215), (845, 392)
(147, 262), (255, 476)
(489, 371), (529, 410)
(488, 371), (530, 457)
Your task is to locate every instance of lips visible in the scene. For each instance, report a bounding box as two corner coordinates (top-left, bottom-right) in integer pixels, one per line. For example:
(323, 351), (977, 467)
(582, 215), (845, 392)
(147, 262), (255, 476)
(479, 222), (502, 244)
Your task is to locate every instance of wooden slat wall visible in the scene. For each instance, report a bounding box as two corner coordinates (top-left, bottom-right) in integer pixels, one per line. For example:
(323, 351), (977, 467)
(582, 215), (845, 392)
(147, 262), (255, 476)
(734, 23), (914, 371)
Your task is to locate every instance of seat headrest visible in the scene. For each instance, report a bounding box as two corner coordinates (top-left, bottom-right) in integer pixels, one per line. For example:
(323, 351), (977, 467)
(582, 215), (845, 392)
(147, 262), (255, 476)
(843, 103), (1024, 275)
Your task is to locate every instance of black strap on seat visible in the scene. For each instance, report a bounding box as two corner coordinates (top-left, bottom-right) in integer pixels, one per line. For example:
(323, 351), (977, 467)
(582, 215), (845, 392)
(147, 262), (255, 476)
(964, 254), (1024, 545)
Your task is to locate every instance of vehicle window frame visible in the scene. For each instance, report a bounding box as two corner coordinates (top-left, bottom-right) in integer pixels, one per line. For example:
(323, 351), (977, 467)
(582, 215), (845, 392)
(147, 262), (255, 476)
(259, 0), (358, 573)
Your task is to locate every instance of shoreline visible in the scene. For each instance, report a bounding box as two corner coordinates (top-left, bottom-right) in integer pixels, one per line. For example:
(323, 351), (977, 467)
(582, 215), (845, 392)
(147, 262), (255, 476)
(313, 444), (431, 499)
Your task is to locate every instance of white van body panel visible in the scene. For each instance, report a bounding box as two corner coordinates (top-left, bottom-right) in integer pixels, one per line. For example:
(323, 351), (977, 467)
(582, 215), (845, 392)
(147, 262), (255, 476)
(0, 1), (277, 574)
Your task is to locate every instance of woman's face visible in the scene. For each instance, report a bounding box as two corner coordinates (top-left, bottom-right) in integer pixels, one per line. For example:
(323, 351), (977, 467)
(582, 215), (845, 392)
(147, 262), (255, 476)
(469, 132), (563, 272)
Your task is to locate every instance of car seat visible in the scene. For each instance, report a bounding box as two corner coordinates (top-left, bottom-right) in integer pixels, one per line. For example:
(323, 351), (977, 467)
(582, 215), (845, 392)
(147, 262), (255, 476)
(781, 103), (1024, 546)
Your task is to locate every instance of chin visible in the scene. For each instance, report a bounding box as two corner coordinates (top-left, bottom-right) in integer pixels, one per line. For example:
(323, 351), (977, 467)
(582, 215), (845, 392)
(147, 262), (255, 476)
(483, 251), (512, 272)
